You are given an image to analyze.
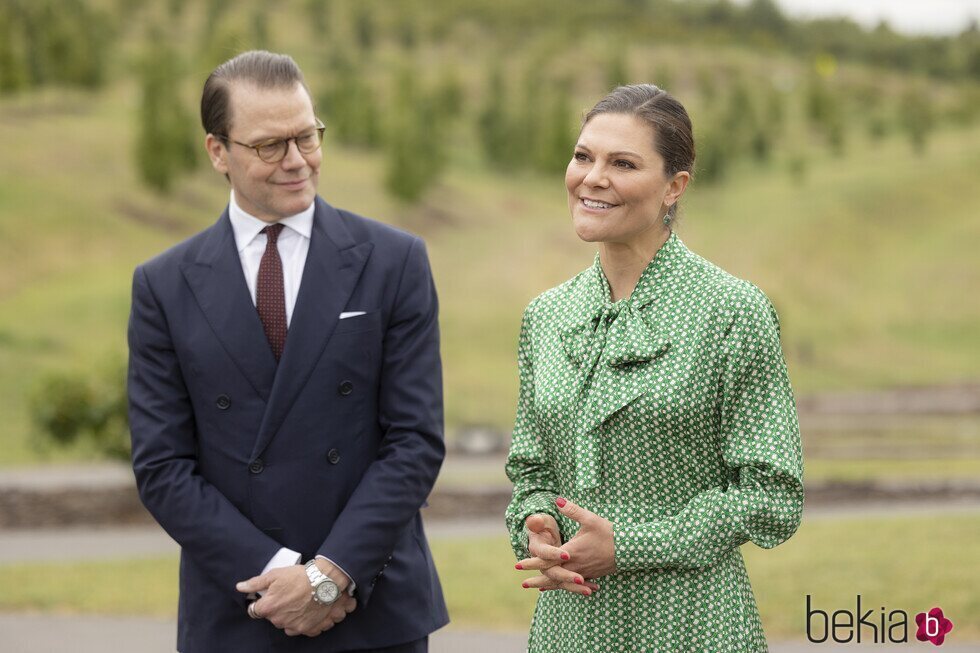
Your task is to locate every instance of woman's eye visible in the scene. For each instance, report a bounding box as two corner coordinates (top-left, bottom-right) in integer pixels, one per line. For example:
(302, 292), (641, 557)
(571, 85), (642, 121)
(573, 152), (589, 162)
(615, 160), (635, 169)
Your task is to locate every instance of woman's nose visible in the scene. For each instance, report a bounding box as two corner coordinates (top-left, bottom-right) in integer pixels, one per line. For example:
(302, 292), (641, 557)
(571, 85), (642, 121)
(582, 163), (609, 188)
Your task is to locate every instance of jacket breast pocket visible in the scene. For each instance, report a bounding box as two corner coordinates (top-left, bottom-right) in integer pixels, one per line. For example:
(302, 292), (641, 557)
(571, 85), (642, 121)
(332, 309), (382, 335)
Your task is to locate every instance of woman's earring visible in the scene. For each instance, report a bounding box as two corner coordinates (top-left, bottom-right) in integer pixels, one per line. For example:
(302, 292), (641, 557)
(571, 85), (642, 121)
(663, 206), (673, 226)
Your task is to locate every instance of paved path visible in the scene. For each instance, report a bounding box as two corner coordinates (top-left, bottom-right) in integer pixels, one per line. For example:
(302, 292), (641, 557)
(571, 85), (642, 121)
(3, 500), (980, 564)
(1, 465), (977, 651)
(4, 614), (975, 652)
(0, 519), (513, 564)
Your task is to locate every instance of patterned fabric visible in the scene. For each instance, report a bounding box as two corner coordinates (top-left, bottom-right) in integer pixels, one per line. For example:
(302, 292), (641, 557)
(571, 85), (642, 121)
(257, 223), (287, 360)
(505, 231), (804, 652)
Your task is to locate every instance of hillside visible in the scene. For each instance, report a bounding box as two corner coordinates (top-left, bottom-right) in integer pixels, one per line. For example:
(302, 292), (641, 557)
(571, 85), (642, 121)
(0, 0), (978, 462)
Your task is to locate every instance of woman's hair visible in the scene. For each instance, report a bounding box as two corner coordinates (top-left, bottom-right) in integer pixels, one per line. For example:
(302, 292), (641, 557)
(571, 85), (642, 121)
(583, 84), (695, 219)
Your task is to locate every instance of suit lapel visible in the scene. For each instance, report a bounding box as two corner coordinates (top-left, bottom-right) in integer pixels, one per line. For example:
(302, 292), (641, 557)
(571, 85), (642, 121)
(181, 212), (277, 401)
(251, 198), (373, 459)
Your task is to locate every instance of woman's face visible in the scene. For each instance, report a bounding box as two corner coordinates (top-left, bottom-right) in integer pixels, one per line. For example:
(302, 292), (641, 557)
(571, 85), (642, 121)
(565, 113), (687, 246)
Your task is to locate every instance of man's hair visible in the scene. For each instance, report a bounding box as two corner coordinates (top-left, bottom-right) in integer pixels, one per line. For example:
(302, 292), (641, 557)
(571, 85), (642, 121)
(201, 50), (312, 140)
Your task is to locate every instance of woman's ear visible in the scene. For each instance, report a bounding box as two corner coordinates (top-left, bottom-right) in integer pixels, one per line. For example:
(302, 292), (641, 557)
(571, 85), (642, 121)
(665, 170), (691, 206)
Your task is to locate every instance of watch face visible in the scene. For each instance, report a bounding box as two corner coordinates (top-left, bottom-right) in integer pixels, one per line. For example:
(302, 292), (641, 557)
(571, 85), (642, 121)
(316, 580), (339, 604)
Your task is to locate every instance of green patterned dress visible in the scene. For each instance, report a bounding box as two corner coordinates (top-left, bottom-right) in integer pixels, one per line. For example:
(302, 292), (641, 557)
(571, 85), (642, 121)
(505, 232), (804, 652)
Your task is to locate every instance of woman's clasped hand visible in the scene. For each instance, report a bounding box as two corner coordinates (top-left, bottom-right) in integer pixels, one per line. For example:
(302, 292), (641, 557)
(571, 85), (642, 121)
(516, 497), (617, 597)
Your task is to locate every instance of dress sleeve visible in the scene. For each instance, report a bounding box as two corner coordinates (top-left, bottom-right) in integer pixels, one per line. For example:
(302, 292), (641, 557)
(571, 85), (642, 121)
(504, 302), (564, 560)
(613, 288), (804, 572)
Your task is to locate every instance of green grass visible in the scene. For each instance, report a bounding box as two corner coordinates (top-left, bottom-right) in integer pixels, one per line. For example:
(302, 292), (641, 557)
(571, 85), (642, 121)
(1, 514), (978, 640)
(432, 457), (980, 490)
(804, 458), (980, 482)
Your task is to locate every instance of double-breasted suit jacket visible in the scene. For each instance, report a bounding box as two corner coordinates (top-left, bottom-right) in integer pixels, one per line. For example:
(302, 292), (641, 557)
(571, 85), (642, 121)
(505, 232), (804, 652)
(128, 196), (448, 652)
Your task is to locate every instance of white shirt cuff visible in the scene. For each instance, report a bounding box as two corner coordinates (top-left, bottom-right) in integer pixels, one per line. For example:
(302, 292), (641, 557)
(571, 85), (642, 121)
(254, 547), (302, 597)
(316, 555), (356, 595)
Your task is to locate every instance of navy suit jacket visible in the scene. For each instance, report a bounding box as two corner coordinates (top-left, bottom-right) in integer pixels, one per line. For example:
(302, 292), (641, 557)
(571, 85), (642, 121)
(127, 197), (449, 652)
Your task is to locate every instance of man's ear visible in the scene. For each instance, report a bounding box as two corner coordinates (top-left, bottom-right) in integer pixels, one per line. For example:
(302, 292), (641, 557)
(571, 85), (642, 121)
(205, 133), (228, 175)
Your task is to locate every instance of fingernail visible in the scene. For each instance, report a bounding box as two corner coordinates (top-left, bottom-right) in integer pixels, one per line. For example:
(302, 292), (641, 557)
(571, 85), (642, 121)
(539, 587), (547, 592)
(560, 552), (570, 561)
(236, 582), (246, 591)
(515, 563), (523, 570)
(522, 582), (530, 589)
(555, 497), (567, 508)
(573, 577), (583, 585)
(583, 589), (592, 597)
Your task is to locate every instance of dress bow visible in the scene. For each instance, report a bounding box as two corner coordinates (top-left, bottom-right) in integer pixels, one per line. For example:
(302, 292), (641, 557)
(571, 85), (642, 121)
(559, 300), (670, 490)
(560, 300), (668, 369)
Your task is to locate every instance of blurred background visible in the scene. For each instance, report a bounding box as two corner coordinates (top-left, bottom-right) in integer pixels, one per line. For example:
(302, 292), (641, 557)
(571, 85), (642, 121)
(0, 0), (978, 650)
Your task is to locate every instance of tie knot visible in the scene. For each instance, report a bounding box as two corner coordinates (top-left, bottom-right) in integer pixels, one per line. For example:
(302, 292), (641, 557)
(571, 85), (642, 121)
(262, 223), (285, 244)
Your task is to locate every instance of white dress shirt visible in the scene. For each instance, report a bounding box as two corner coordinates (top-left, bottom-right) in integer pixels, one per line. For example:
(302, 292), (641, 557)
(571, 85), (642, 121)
(227, 192), (354, 593)
(229, 190), (313, 327)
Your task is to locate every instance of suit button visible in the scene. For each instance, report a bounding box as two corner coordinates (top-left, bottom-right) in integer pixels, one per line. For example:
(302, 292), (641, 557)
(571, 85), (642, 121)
(216, 394), (231, 410)
(338, 380), (353, 396)
(248, 459), (264, 474)
(327, 449), (341, 465)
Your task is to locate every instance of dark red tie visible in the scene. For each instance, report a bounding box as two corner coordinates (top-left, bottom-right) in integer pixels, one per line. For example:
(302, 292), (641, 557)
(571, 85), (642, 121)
(257, 224), (287, 361)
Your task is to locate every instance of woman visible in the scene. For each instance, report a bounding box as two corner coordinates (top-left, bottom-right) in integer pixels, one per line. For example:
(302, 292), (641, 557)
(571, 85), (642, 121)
(505, 84), (804, 652)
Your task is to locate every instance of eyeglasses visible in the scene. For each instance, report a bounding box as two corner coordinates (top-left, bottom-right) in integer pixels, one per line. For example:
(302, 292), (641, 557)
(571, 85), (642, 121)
(217, 119), (325, 163)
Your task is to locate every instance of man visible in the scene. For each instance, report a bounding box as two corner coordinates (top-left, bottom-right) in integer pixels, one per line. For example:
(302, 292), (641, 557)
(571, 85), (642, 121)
(127, 50), (448, 653)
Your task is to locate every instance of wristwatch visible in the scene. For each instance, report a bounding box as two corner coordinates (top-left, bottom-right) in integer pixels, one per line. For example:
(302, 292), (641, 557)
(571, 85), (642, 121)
(304, 559), (340, 606)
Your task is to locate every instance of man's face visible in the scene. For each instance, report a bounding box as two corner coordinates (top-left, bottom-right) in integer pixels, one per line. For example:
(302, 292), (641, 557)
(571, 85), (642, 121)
(206, 82), (321, 222)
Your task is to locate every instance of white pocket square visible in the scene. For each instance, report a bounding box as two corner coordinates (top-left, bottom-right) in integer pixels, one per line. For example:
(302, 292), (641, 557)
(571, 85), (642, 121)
(339, 311), (366, 319)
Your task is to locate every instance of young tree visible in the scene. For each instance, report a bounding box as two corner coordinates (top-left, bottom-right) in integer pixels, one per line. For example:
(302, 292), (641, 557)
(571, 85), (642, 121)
(806, 74), (846, 155)
(433, 64), (465, 120)
(384, 66), (446, 203)
(353, 5), (376, 51)
(478, 64), (520, 169)
(0, 5), (29, 94)
(694, 124), (731, 184)
(898, 86), (933, 154)
(251, 6), (270, 50)
(534, 79), (576, 174)
(605, 47), (630, 90)
(320, 51), (381, 149)
(305, 0), (331, 36)
(652, 65), (674, 93)
(135, 36), (197, 193)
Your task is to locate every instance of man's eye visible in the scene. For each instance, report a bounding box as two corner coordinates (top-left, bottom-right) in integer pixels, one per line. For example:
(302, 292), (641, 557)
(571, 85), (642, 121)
(258, 141), (284, 156)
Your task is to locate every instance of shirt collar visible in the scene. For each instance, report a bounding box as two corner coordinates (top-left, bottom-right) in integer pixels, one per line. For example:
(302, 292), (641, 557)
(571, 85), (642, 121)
(228, 190), (315, 253)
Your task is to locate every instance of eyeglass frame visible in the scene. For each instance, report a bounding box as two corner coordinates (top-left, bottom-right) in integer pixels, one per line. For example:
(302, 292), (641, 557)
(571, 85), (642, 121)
(214, 118), (326, 163)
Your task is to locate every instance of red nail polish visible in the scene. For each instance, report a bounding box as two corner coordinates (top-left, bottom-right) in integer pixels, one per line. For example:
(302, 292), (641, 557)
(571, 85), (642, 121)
(560, 552), (570, 561)
(539, 587), (547, 592)
(515, 564), (523, 570)
(583, 589), (592, 597)
(522, 582), (530, 589)
(573, 577), (583, 585)
(555, 497), (567, 508)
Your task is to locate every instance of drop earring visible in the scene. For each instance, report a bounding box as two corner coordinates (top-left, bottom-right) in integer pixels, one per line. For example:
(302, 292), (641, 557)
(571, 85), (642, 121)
(663, 206), (673, 226)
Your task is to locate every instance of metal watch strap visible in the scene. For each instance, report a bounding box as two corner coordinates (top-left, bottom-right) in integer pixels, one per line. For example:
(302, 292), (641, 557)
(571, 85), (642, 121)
(305, 559), (327, 586)
(305, 559), (339, 605)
